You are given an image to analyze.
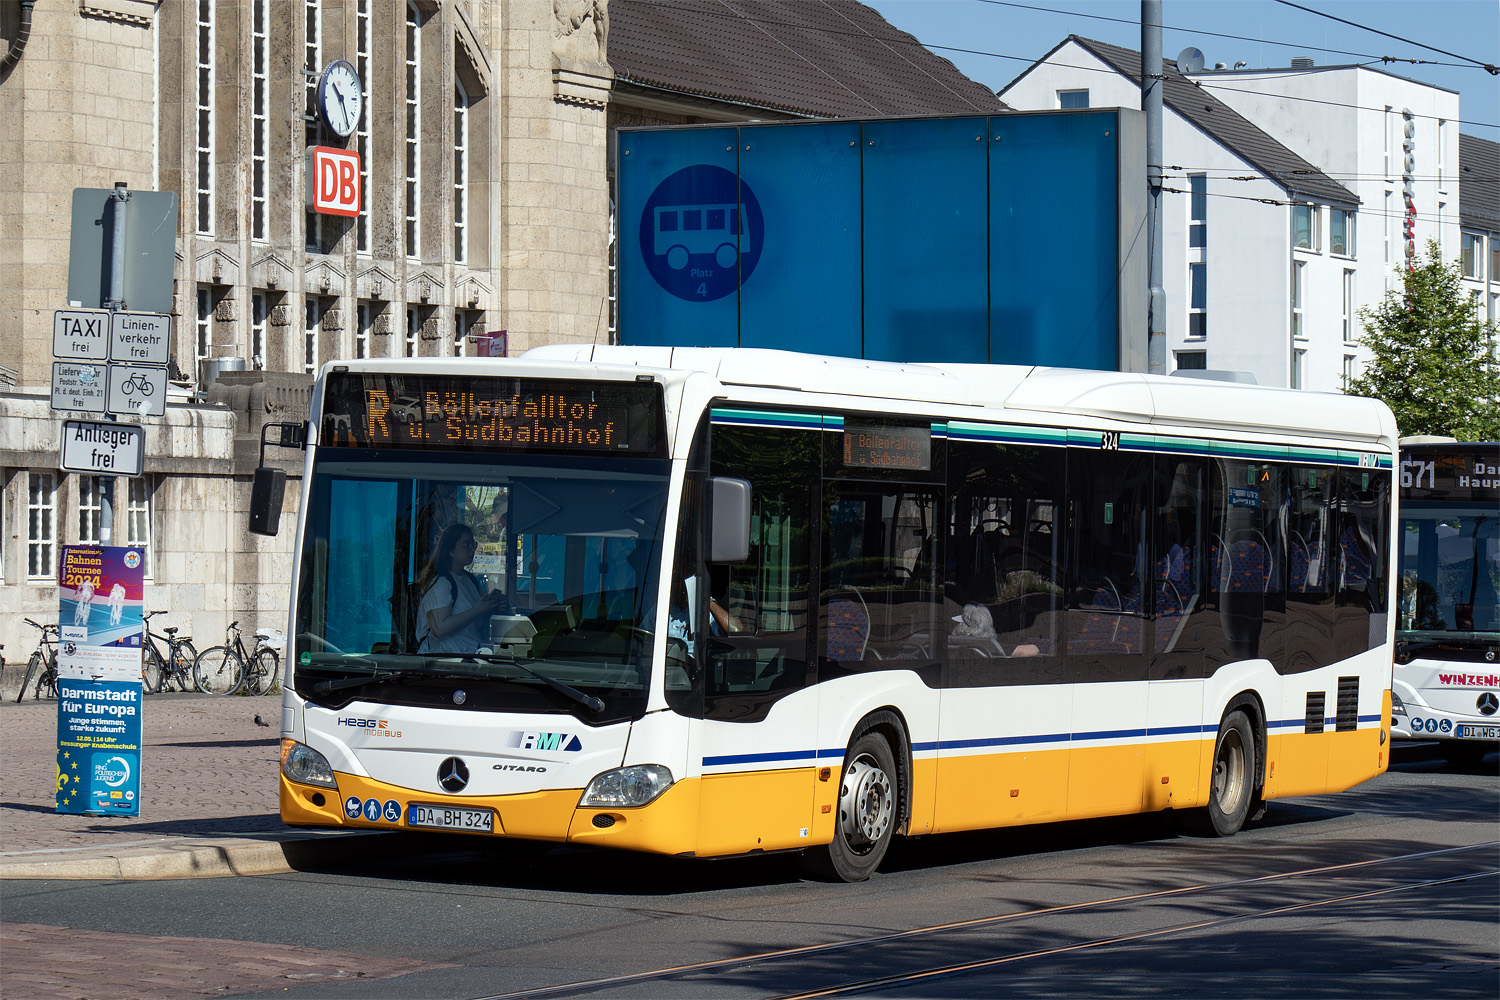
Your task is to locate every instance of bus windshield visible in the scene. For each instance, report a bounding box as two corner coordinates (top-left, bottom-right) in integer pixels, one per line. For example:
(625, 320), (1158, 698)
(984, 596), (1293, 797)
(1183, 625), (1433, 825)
(292, 449), (672, 719)
(1397, 503), (1500, 643)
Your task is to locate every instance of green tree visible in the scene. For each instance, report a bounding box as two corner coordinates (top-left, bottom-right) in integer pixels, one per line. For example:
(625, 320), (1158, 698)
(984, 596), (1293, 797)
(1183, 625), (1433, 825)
(1347, 240), (1499, 440)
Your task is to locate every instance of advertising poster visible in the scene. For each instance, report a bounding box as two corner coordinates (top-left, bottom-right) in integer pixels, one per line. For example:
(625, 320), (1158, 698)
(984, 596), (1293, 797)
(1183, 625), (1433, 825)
(56, 544), (145, 816)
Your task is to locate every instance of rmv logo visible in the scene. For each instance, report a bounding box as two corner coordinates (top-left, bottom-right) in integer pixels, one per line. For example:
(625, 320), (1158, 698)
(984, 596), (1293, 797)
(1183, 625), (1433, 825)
(639, 165), (763, 302)
(506, 731), (583, 752)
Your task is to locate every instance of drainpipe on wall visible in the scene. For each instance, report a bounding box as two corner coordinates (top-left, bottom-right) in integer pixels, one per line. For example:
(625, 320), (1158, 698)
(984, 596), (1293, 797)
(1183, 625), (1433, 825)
(1, 0), (36, 76)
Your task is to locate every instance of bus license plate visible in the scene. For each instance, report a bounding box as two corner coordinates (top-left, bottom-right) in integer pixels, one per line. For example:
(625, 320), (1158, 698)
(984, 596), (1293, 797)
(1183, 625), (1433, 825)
(408, 803), (494, 833)
(1456, 725), (1500, 740)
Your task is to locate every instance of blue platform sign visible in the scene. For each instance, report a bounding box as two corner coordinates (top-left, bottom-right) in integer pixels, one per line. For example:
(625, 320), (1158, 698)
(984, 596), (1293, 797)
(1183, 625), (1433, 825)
(56, 544), (145, 816)
(617, 110), (1146, 372)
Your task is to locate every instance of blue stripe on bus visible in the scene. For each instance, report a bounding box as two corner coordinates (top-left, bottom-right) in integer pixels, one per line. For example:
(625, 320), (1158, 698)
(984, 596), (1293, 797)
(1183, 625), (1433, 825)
(702, 749), (820, 767)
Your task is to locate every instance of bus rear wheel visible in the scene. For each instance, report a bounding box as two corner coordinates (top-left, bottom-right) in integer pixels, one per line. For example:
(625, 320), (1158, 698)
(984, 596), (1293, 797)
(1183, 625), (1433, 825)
(802, 726), (898, 882)
(1187, 709), (1256, 837)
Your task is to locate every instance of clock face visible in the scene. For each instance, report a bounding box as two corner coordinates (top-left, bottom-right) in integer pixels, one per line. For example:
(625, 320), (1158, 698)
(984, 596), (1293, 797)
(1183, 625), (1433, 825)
(318, 60), (363, 138)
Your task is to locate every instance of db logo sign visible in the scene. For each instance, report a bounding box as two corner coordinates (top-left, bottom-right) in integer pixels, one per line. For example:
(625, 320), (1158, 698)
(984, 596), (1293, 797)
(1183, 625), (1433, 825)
(306, 146), (361, 217)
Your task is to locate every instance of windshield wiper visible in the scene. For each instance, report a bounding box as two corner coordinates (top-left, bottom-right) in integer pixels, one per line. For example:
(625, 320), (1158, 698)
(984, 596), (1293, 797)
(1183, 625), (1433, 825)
(465, 654), (605, 715)
(310, 663), (492, 695)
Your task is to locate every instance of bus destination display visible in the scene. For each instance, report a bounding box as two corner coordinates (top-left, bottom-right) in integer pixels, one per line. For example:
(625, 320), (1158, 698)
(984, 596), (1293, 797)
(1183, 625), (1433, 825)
(1400, 446), (1500, 500)
(321, 372), (666, 456)
(844, 425), (930, 471)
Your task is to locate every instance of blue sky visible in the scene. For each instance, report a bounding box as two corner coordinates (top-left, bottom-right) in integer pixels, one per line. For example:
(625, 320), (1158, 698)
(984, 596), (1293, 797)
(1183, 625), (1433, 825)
(864, 0), (1499, 141)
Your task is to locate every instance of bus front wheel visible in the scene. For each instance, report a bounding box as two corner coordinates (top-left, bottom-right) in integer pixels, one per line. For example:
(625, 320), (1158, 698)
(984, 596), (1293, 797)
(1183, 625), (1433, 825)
(1186, 709), (1256, 837)
(802, 726), (898, 882)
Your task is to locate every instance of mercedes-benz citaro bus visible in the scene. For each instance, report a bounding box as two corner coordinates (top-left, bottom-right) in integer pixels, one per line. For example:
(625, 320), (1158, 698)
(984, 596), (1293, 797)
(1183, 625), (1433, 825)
(1392, 438), (1499, 765)
(259, 347), (1398, 881)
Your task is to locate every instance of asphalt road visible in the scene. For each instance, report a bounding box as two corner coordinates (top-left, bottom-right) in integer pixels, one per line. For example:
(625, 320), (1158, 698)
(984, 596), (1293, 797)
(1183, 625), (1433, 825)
(2, 743), (1495, 1000)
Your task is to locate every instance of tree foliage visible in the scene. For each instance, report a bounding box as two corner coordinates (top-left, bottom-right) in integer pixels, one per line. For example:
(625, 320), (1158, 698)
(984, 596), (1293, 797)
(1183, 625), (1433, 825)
(1346, 241), (1499, 440)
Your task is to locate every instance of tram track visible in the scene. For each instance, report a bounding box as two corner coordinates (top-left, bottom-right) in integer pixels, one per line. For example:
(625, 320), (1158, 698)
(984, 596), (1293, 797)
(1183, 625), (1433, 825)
(476, 842), (1498, 1000)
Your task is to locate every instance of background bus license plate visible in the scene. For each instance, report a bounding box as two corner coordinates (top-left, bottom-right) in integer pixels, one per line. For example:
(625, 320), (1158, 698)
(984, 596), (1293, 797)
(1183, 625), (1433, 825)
(1457, 725), (1499, 740)
(409, 804), (494, 832)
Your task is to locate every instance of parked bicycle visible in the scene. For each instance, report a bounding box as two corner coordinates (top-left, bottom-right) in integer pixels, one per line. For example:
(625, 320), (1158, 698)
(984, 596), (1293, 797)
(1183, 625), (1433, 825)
(141, 610), (200, 693)
(15, 618), (60, 702)
(193, 620), (282, 695)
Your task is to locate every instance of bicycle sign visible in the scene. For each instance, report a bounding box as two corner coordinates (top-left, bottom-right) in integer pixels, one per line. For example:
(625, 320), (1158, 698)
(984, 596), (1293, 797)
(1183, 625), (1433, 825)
(106, 364), (166, 418)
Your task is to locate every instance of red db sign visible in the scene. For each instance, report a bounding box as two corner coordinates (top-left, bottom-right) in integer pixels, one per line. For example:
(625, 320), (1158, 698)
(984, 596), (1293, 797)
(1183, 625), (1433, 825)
(307, 146), (361, 217)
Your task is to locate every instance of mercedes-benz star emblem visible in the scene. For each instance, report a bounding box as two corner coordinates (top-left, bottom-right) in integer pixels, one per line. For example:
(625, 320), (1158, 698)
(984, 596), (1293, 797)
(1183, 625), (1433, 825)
(1477, 693), (1498, 717)
(438, 757), (469, 792)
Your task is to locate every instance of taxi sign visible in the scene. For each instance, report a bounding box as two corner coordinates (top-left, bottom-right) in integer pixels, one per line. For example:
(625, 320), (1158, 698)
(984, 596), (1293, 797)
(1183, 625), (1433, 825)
(53, 309), (111, 361)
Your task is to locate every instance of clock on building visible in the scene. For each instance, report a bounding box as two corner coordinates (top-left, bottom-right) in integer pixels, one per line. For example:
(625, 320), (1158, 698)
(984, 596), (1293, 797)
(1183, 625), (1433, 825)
(316, 60), (363, 138)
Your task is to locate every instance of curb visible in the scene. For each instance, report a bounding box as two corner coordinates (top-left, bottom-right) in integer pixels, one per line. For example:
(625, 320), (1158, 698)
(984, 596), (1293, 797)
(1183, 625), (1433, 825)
(0, 830), (414, 881)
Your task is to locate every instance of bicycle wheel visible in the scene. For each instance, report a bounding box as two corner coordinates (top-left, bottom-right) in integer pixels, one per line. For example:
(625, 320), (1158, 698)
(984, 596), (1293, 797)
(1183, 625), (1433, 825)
(41, 655), (59, 698)
(247, 648), (281, 695)
(17, 651), (43, 702)
(193, 646), (245, 695)
(172, 641), (200, 692)
(141, 643), (165, 693)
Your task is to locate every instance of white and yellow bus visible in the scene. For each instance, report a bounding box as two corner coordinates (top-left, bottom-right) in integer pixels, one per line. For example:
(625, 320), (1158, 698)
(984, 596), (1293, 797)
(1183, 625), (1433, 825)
(1392, 439), (1500, 765)
(268, 347), (1398, 880)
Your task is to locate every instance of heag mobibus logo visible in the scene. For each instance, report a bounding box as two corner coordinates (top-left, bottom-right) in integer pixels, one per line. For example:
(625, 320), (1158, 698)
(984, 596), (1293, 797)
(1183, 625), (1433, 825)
(639, 165), (762, 302)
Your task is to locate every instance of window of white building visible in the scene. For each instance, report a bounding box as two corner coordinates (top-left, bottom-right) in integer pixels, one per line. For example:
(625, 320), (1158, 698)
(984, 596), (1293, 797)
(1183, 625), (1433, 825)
(1462, 233), (1483, 279)
(127, 476), (153, 579)
(1292, 348), (1307, 390)
(1188, 262), (1206, 338)
(1474, 291), (1485, 323)
(1292, 261), (1305, 340)
(1175, 350), (1207, 371)
(1331, 209), (1354, 257)
(1384, 191), (1392, 265)
(1437, 119), (1446, 192)
(1343, 269), (1356, 344)
(195, 0), (215, 236)
(1343, 354), (1356, 390)
(1058, 89), (1089, 109)
(1293, 203), (1318, 251)
(1189, 173), (1207, 249)
(28, 472), (55, 581)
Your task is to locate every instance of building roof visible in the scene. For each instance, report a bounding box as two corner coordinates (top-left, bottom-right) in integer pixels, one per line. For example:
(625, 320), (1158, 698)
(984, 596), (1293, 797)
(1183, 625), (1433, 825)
(1011, 35), (1356, 207)
(608, 0), (1006, 119)
(1459, 133), (1500, 231)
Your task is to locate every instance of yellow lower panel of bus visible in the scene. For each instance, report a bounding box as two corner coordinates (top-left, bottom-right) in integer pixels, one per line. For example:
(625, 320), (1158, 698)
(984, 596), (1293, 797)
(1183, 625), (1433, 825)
(1263, 726), (1387, 800)
(282, 770), (829, 858)
(928, 738), (1204, 834)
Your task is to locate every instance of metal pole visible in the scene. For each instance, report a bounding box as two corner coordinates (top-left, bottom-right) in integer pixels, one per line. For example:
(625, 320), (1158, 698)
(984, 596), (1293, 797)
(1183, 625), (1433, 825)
(1142, 2), (1166, 375)
(103, 181), (130, 311)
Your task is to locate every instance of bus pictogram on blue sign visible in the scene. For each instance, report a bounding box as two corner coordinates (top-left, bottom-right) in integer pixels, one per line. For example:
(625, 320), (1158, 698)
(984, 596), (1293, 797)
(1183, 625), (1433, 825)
(639, 165), (762, 302)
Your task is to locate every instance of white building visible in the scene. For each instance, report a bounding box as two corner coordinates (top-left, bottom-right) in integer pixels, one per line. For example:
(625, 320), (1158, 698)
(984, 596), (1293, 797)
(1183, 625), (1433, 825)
(1000, 37), (1473, 390)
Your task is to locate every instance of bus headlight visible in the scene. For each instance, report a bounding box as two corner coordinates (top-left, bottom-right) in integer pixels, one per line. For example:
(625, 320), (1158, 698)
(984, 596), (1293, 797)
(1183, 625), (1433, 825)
(281, 739), (337, 788)
(579, 764), (673, 807)
(1390, 693), (1406, 716)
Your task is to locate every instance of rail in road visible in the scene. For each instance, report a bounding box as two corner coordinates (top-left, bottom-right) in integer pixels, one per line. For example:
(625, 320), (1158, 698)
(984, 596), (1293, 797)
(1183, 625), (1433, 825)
(480, 843), (1499, 1000)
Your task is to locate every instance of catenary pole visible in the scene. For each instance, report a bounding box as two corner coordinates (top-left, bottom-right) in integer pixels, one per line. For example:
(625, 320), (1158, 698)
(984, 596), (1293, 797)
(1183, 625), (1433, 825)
(1143, 2), (1165, 375)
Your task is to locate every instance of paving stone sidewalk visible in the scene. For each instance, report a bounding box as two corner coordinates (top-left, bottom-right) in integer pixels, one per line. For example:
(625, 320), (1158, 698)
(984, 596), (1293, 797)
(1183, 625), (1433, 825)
(0, 692), (398, 878)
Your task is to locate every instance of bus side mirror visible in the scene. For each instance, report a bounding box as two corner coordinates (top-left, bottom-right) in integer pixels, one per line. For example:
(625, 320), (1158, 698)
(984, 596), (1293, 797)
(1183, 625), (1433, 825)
(709, 477), (751, 564)
(249, 467), (286, 536)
